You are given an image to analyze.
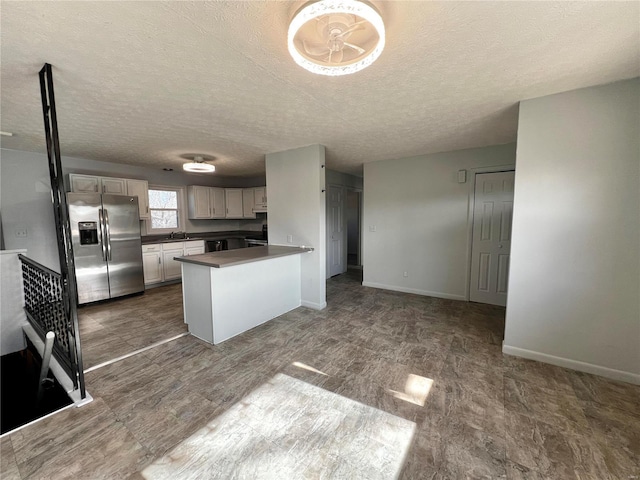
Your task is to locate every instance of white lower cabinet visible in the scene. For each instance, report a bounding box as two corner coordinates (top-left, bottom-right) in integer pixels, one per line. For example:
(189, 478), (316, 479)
(184, 240), (206, 256)
(160, 242), (188, 282)
(142, 240), (204, 285)
(142, 245), (162, 285)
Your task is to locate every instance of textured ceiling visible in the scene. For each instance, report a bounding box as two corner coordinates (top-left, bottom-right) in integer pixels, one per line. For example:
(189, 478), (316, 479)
(1, 1), (638, 177)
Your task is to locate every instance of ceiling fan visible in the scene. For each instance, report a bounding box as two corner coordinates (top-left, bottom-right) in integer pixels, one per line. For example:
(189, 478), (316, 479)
(302, 15), (368, 64)
(182, 154), (216, 173)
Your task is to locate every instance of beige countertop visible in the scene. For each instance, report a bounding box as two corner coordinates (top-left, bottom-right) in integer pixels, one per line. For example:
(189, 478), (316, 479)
(175, 245), (312, 268)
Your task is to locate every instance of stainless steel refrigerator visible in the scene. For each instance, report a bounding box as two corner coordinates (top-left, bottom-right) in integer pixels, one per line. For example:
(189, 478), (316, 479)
(67, 193), (144, 304)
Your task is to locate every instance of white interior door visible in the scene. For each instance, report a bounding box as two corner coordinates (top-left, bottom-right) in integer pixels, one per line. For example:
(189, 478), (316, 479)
(470, 171), (515, 306)
(327, 185), (345, 277)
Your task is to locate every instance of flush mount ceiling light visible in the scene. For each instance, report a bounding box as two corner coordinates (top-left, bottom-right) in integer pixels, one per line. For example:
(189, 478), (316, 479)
(182, 155), (216, 173)
(288, 0), (385, 76)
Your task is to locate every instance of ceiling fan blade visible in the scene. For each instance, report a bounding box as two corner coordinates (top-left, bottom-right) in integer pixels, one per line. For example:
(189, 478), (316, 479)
(303, 39), (329, 56)
(344, 42), (366, 55)
(336, 21), (366, 38)
(332, 49), (344, 64)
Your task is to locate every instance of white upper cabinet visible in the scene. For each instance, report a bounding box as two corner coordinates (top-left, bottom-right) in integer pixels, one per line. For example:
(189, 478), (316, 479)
(186, 185), (265, 219)
(126, 179), (150, 220)
(70, 174), (148, 219)
(100, 177), (127, 195)
(187, 185), (211, 219)
(210, 188), (226, 219)
(253, 186), (267, 212)
(225, 189), (244, 218)
(69, 174), (100, 193)
(242, 188), (256, 218)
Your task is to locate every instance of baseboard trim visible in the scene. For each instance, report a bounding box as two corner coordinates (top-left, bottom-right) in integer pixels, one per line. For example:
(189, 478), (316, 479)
(301, 300), (327, 310)
(502, 344), (640, 385)
(361, 282), (466, 301)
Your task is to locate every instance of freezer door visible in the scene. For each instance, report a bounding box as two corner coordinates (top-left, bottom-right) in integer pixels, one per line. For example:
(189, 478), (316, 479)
(67, 193), (110, 303)
(102, 194), (144, 298)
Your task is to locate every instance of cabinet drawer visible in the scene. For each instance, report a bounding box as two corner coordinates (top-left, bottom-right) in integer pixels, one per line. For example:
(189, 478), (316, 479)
(162, 242), (184, 251)
(142, 244), (161, 253)
(184, 240), (204, 249)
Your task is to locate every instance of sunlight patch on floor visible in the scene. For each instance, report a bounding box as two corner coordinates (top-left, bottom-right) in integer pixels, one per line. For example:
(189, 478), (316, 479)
(388, 374), (434, 407)
(292, 361), (329, 376)
(142, 373), (415, 479)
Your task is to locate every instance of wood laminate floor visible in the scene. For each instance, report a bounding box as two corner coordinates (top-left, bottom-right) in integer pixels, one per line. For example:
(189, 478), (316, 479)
(2, 271), (638, 479)
(78, 284), (187, 369)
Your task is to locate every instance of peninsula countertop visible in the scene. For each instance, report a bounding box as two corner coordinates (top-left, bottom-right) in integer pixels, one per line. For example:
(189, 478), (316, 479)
(175, 245), (312, 268)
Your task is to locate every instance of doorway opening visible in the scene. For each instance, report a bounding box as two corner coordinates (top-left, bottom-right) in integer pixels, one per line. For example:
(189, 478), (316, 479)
(346, 189), (362, 268)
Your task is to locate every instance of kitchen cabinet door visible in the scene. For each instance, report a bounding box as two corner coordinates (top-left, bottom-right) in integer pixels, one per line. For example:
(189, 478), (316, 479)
(184, 240), (205, 256)
(100, 177), (127, 195)
(225, 189), (244, 218)
(254, 187), (267, 207)
(210, 187), (226, 219)
(187, 186), (211, 219)
(69, 174), (100, 193)
(142, 249), (162, 285)
(253, 186), (267, 212)
(242, 188), (256, 218)
(126, 179), (150, 219)
(162, 249), (183, 281)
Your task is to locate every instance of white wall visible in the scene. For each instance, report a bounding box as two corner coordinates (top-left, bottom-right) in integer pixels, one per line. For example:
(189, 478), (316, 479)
(0, 148), (266, 270)
(1, 150), (60, 270)
(266, 145), (326, 309)
(504, 78), (640, 384)
(326, 169), (363, 190)
(1, 250), (27, 355)
(363, 143), (516, 299)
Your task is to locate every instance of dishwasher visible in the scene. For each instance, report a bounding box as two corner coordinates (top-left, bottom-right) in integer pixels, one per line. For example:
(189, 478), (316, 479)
(205, 240), (227, 252)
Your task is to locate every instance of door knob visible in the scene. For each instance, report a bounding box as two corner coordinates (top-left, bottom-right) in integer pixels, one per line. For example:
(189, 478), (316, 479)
(498, 244), (503, 248)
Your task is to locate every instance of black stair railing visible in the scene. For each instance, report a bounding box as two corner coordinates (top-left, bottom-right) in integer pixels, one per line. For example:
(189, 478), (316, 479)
(35, 63), (85, 398)
(19, 254), (79, 385)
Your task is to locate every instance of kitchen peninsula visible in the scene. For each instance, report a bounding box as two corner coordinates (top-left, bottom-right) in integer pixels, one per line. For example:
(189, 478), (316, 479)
(176, 245), (312, 344)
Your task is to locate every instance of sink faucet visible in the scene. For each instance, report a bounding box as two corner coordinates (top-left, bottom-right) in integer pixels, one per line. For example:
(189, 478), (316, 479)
(169, 231), (175, 239)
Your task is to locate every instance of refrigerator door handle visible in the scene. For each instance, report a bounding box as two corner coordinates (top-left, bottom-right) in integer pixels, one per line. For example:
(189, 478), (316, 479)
(98, 208), (107, 261)
(104, 209), (112, 261)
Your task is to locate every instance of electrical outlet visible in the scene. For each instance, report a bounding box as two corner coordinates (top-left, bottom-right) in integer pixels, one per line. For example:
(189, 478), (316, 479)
(287, 234), (293, 243)
(15, 227), (28, 238)
(369, 225), (376, 232)
(403, 271), (408, 278)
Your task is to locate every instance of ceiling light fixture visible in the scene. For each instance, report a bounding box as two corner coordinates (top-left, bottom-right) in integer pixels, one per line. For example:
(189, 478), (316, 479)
(183, 155), (215, 173)
(288, 0), (385, 76)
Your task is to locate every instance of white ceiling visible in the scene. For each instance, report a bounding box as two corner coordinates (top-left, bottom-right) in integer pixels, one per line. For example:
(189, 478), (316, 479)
(1, 1), (638, 177)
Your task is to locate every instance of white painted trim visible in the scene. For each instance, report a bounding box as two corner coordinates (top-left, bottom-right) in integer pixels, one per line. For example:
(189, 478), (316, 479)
(502, 344), (640, 385)
(144, 184), (187, 235)
(22, 323), (95, 407)
(362, 282), (466, 301)
(464, 165), (516, 301)
(301, 300), (327, 310)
